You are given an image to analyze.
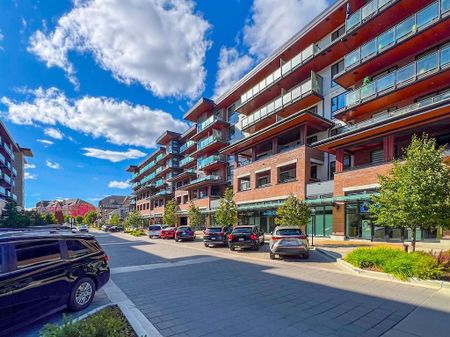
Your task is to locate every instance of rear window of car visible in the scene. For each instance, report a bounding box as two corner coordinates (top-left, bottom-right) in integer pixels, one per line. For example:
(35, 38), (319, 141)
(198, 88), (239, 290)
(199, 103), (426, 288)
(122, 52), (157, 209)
(177, 227), (190, 231)
(275, 228), (302, 236)
(206, 227), (222, 233)
(232, 227), (252, 233)
(66, 239), (97, 258)
(149, 226), (161, 230)
(15, 240), (61, 268)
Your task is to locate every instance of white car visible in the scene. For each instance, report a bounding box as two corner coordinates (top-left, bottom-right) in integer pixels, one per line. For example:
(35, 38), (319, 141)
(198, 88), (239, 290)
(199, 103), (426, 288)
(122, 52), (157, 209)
(79, 225), (89, 233)
(148, 225), (163, 238)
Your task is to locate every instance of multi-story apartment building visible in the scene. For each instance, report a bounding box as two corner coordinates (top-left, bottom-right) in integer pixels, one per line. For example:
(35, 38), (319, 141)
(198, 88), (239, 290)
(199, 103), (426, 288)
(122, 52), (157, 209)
(98, 195), (127, 222)
(0, 120), (33, 209)
(128, 0), (450, 241)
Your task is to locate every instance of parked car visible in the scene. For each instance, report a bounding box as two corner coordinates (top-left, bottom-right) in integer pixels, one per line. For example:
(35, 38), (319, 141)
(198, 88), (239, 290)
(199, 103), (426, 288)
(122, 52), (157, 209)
(109, 226), (124, 232)
(0, 230), (110, 335)
(79, 225), (89, 233)
(148, 225), (163, 238)
(175, 226), (195, 242)
(269, 226), (309, 259)
(203, 226), (231, 247)
(160, 227), (176, 239)
(228, 226), (265, 251)
(101, 225), (111, 232)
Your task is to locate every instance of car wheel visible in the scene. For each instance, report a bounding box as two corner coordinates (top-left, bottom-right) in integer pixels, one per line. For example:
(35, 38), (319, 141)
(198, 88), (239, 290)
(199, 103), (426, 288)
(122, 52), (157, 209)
(269, 252), (275, 260)
(304, 252), (310, 259)
(229, 246), (235, 251)
(68, 277), (96, 311)
(204, 243), (208, 247)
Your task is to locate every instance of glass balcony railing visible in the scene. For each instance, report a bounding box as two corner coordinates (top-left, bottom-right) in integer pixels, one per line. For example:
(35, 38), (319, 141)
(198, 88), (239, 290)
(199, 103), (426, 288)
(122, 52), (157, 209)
(0, 186), (5, 196)
(334, 89), (450, 135)
(197, 114), (226, 132)
(3, 174), (11, 184)
(337, 44), (450, 114)
(156, 189), (172, 196)
(344, 1), (447, 71)
(188, 175), (223, 185)
(242, 72), (323, 129)
(0, 153), (5, 165)
(155, 179), (165, 187)
(198, 155), (226, 170)
(12, 194), (17, 201)
(180, 156), (194, 167)
(180, 140), (196, 152)
(197, 133), (225, 151)
(346, 0), (395, 32)
(12, 167), (17, 176)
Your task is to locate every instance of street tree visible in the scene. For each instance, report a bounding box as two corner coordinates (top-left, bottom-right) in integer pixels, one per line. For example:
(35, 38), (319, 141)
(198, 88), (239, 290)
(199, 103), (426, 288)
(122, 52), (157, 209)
(109, 213), (120, 226)
(275, 194), (311, 229)
(215, 188), (237, 227)
(84, 211), (97, 226)
(188, 202), (204, 229)
(75, 215), (84, 224)
(125, 210), (143, 229)
(63, 215), (71, 223)
(370, 135), (450, 251)
(0, 202), (30, 228)
(45, 213), (58, 224)
(163, 199), (178, 226)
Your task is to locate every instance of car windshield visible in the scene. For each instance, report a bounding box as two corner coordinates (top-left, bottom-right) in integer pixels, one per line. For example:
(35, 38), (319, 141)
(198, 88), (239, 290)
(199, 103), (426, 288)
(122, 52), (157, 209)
(232, 227), (252, 233)
(149, 226), (161, 230)
(206, 227), (222, 233)
(275, 228), (302, 236)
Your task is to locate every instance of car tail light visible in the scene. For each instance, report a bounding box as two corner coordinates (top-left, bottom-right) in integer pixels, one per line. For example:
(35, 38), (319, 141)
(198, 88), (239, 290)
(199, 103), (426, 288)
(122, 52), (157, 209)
(219, 231), (224, 235)
(228, 234), (233, 241)
(250, 234), (257, 240)
(299, 234), (307, 239)
(103, 255), (109, 264)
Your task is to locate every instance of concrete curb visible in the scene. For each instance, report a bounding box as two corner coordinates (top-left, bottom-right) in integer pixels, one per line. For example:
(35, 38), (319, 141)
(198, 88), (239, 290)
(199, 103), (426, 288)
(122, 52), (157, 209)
(316, 248), (450, 290)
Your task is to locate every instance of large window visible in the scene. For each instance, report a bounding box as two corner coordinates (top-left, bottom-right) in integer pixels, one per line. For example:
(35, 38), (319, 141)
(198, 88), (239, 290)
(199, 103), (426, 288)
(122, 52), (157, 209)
(238, 176), (251, 191)
(278, 163), (296, 183)
(331, 92), (346, 114)
(331, 26), (345, 42)
(331, 60), (344, 87)
(256, 170), (271, 188)
(15, 240), (61, 268)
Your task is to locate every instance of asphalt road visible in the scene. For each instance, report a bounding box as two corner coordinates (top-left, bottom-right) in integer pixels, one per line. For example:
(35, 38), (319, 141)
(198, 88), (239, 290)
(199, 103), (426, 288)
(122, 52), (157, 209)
(93, 232), (449, 337)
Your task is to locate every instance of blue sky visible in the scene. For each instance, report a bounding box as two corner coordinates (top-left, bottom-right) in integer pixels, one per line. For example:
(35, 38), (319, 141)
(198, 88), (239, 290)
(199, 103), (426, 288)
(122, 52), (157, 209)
(0, 0), (333, 208)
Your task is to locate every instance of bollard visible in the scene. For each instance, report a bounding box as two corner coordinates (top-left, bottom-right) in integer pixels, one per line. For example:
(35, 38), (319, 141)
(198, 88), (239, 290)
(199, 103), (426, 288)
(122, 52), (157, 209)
(403, 243), (409, 253)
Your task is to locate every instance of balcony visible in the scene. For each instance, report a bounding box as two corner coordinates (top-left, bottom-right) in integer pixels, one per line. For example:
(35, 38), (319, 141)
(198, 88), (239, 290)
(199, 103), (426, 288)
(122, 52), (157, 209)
(336, 0), (450, 87)
(346, 0), (397, 33)
(334, 44), (450, 119)
(180, 140), (196, 153)
(183, 175), (225, 189)
(12, 167), (17, 177)
(167, 168), (197, 183)
(155, 179), (167, 188)
(193, 133), (228, 156)
(241, 72), (323, 133)
(179, 156), (195, 168)
(197, 155), (227, 171)
(333, 89), (450, 136)
(193, 114), (229, 141)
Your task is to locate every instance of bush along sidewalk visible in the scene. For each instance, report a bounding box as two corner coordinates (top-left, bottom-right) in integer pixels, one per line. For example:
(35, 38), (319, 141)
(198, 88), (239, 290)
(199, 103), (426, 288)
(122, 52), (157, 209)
(124, 228), (146, 237)
(40, 305), (137, 337)
(344, 247), (448, 281)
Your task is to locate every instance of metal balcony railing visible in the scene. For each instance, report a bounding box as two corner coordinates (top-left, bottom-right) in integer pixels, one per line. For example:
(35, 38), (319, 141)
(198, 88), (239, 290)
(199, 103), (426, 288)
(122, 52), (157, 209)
(198, 155), (226, 170)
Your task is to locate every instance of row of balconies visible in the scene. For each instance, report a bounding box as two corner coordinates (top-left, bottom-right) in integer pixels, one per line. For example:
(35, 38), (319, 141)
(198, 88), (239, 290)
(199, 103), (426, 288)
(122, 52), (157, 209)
(346, 0), (396, 33)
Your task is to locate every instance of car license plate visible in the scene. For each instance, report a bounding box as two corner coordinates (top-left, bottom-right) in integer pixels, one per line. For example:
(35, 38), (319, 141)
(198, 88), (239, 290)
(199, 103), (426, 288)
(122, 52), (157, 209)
(211, 237), (216, 240)
(239, 238), (244, 241)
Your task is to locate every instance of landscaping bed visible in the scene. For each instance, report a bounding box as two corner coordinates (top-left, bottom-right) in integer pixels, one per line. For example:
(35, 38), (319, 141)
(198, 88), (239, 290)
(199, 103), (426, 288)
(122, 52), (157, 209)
(124, 229), (146, 236)
(344, 247), (450, 281)
(40, 305), (137, 337)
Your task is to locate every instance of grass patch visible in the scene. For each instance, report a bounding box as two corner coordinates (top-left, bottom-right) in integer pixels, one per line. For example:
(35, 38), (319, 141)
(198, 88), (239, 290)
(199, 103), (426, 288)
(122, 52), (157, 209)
(124, 229), (146, 237)
(40, 305), (136, 337)
(345, 247), (444, 281)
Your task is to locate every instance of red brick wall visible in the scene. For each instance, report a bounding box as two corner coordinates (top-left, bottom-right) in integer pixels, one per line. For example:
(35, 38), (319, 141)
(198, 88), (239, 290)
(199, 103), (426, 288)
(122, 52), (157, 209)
(233, 146), (314, 204)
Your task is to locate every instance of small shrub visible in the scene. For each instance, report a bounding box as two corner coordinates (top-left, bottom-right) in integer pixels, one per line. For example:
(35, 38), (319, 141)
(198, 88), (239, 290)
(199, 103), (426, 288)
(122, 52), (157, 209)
(127, 229), (146, 237)
(345, 247), (444, 280)
(40, 305), (135, 337)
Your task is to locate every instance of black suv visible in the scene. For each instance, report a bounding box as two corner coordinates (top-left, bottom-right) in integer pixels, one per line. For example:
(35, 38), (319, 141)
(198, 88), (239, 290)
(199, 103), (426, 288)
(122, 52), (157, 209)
(203, 226), (232, 247)
(0, 230), (110, 334)
(228, 225), (265, 251)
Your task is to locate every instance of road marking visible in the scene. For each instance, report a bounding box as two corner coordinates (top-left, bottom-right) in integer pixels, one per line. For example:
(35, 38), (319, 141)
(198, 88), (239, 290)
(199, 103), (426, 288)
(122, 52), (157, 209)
(110, 256), (219, 274)
(103, 279), (163, 337)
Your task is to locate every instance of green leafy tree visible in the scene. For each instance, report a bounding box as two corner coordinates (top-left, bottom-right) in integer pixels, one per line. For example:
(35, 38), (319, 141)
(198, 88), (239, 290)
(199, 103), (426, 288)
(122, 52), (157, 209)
(84, 211), (97, 226)
(63, 215), (71, 223)
(275, 194), (311, 229)
(215, 188), (237, 227)
(109, 213), (120, 226)
(163, 198), (178, 226)
(45, 213), (58, 224)
(188, 202), (204, 229)
(75, 215), (84, 224)
(0, 202), (30, 228)
(125, 210), (143, 229)
(26, 210), (47, 226)
(370, 135), (450, 251)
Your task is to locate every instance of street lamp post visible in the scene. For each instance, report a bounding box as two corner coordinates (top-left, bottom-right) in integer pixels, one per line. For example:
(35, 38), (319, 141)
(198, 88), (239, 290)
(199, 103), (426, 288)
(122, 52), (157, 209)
(310, 208), (316, 246)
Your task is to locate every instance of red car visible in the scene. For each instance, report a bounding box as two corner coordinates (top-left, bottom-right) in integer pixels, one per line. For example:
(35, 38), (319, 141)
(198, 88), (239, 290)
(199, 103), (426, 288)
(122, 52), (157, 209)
(175, 226), (196, 242)
(160, 227), (176, 239)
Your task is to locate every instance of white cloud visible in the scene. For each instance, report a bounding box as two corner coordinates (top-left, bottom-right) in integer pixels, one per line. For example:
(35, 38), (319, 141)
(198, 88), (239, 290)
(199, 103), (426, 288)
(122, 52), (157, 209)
(82, 148), (146, 163)
(46, 160), (61, 169)
(243, 0), (328, 60)
(213, 47), (253, 98)
(28, 0), (211, 98)
(108, 180), (130, 189)
(25, 172), (37, 180)
(25, 163), (36, 169)
(37, 139), (54, 146)
(44, 127), (64, 139)
(1, 87), (188, 148)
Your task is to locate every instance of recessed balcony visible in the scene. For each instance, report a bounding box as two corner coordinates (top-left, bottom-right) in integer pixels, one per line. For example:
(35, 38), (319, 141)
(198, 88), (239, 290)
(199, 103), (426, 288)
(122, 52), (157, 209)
(179, 140), (197, 154)
(197, 155), (227, 171)
(241, 72), (323, 133)
(192, 133), (228, 157)
(192, 114), (229, 141)
(336, 0), (450, 87)
(183, 175), (225, 189)
(333, 44), (450, 121)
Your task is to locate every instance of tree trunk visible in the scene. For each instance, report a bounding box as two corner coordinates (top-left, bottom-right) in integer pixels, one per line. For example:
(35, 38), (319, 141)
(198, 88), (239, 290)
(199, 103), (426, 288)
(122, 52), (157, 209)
(412, 226), (417, 252)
